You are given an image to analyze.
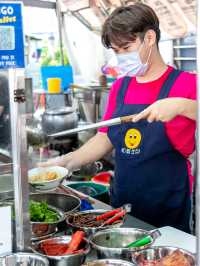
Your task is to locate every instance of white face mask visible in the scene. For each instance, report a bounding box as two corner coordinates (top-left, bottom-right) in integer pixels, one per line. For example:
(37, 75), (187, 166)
(116, 42), (152, 77)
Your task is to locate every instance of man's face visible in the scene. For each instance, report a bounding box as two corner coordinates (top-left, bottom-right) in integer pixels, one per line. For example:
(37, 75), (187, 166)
(110, 31), (155, 64)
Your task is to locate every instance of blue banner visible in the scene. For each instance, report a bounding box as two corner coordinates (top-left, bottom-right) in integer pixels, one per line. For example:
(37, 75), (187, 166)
(0, 2), (25, 69)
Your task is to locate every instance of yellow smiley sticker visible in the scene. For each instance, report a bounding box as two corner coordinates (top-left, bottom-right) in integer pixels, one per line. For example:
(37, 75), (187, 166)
(124, 128), (142, 149)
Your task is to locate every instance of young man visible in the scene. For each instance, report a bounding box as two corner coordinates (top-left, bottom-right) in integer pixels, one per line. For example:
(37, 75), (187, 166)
(40, 4), (196, 232)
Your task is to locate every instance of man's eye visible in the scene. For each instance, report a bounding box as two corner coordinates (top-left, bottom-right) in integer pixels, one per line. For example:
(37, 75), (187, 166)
(123, 46), (130, 50)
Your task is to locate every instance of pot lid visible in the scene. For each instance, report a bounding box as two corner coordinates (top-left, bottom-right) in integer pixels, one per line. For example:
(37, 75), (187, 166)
(45, 107), (76, 115)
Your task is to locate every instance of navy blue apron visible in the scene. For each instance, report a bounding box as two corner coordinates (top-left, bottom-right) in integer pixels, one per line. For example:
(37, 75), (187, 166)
(108, 69), (191, 233)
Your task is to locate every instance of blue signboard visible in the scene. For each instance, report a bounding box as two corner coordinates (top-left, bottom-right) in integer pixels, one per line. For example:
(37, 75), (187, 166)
(0, 2), (24, 69)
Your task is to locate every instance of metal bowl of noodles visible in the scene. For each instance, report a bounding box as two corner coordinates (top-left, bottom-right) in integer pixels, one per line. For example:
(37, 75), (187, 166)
(66, 209), (126, 237)
(132, 246), (196, 266)
(82, 259), (136, 266)
(90, 228), (156, 261)
(31, 235), (90, 266)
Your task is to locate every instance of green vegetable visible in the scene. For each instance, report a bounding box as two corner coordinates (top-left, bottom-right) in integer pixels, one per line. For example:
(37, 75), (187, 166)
(29, 200), (59, 223)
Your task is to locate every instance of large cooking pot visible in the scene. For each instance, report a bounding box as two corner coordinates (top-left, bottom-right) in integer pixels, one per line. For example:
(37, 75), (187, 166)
(42, 107), (78, 135)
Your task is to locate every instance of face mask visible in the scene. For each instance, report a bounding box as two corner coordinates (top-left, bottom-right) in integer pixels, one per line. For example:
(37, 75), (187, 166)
(116, 43), (152, 77)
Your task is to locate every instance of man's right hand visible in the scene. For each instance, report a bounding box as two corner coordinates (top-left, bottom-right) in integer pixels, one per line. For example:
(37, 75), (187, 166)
(37, 154), (71, 169)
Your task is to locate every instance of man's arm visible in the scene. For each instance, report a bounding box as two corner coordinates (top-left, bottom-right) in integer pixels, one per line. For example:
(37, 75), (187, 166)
(39, 132), (113, 170)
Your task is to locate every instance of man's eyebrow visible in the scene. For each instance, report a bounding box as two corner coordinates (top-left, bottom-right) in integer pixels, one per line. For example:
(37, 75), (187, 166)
(110, 42), (132, 49)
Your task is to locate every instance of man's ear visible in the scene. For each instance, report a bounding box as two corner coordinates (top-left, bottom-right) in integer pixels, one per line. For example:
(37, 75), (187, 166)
(144, 30), (156, 47)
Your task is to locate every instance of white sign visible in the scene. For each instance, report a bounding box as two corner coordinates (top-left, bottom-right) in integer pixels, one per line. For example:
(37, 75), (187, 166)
(0, 206), (12, 255)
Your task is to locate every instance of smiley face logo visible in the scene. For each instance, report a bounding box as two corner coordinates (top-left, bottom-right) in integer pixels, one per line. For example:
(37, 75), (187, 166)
(124, 128), (142, 149)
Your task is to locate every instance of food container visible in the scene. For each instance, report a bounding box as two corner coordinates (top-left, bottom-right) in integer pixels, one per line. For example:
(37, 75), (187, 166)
(42, 107), (78, 135)
(31, 205), (64, 238)
(66, 209), (125, 237)
(90, 228), (155, 261)
(132, 246), (196, 265)
(28, 166), (69, 191)
(82, 259), (136, 266)
(7, 193), (80, 240)
(30, 193), (81, 215)
(0, 252), (49, 265)
(32, 235), (90, 266)
(66, 182), (109, 202)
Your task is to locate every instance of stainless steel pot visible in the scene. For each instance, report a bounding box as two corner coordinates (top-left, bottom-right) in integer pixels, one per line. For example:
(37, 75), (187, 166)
(42, 107), (78, 135)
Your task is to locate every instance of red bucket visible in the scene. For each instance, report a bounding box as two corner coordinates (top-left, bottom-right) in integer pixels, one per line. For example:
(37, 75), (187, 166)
(91, 171), (112, 186)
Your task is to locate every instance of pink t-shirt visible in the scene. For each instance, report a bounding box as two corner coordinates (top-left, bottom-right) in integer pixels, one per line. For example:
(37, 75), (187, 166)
(99, 66), (196, 191)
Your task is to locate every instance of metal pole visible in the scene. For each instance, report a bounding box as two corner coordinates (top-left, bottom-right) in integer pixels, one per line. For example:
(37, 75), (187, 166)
(8, 69), (30, 251)
(56, 0), (65, 65)
(196, 0), (200, 264)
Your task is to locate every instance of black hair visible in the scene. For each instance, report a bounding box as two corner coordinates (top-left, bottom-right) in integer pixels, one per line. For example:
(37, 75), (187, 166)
(102, 3), (160, 48)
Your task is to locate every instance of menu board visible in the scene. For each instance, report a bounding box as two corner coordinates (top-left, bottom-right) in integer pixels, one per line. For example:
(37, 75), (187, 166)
(0, 2), (24, 68)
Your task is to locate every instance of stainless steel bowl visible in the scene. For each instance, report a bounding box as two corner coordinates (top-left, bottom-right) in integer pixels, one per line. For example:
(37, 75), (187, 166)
(30, 192), (81, 239)
(0, 252), (49, 265)
(66, 209), (125, 237)
(32, 235), (90, 266)
(90, 228), (155, 261)
(132, 246), (196, 265)
(31, 205), (64, 238)
(30, 192), (81, 215)
(82, 259), (136, 266)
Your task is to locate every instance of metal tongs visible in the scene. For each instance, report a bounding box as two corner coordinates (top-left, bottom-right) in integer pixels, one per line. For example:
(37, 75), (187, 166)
(48, 115), (135, 138)
(97, 203), (132, 227)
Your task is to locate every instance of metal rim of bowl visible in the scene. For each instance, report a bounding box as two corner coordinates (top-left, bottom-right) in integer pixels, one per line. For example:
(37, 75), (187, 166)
(66, 209), (125, 231)
(90, 228), (155, 252)
(31, 227), (58, 242)
(82, 258), (136, 266)
(31, 235), (90, 260)
(30, 192), (81, 215)
(0, 252), (49, 265)
(131, 245), (196, 263)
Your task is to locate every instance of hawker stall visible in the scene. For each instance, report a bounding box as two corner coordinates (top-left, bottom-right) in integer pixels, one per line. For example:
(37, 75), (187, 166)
(0, 0), (198, 265)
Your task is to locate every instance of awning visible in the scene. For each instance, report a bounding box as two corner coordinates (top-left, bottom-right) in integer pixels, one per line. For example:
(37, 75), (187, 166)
(60, 0), (196, 39)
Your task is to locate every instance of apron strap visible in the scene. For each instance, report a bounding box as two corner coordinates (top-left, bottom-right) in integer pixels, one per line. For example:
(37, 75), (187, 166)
(116, 77), (133, 106)
(157, 68), (182, 100)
